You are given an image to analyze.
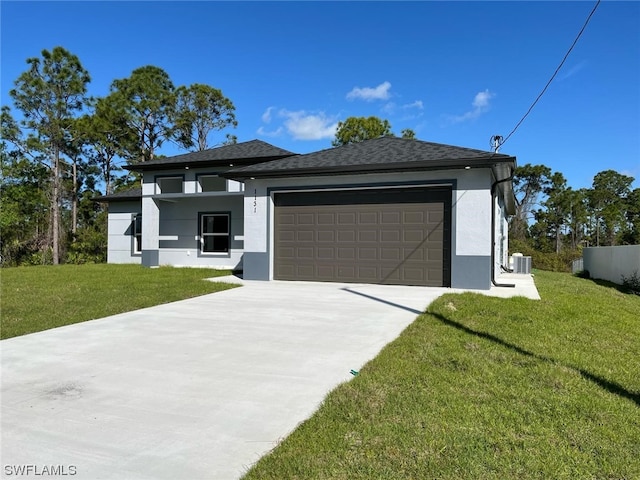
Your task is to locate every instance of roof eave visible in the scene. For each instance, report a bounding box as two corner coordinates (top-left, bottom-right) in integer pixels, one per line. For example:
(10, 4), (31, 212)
(491, 161), (517, 215)
(92, 194), (141, 203)
(224, 156), (516, 181)
(125, 154), (296, 172)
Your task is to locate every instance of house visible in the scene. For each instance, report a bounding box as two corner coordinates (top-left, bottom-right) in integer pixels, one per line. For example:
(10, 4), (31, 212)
(95, 137), (516, 290)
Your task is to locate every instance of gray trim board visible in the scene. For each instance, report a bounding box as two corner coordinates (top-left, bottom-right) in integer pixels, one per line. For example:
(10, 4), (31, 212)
(266, 178), (457, 196)
(451, 255), (492, 290)
(142, 250), (159, 267)
(242, 252), (270, 280)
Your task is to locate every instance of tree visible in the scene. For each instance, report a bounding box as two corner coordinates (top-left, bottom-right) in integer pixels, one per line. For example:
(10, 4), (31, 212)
(332, 116), (393, 146)
(565, 188), (590, 249)
(8, 47), (90, 264)
(510, 164), (552, 241)
(61, 135), (84, 236)
(174, 84), (237, 151)
(76, 96), (135, 194)
(0, 136), (50, 265)
(535, 172), (571, 254)
(401, 128), (416, 139)
(108, 66), (175, 163)
(588, 170), (634, 245)
(622, 188), (640, 245)
(223, 133), (238, 145)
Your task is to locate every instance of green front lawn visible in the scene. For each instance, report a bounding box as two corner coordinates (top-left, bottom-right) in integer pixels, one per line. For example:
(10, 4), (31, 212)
(1, 264), (237, 339)
(243, 270), (640, 479)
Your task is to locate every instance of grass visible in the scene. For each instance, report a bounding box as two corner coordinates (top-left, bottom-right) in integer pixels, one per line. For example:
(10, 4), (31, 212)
(243, 270), (640, 479)
(1, 264), (238, 339)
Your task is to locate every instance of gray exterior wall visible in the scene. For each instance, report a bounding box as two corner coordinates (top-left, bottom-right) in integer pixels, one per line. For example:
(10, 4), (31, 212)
(105, 169), (245, 269)
(106, 164), (510, 287)
(155, 195), (244, 268)
(242, 168), (496, 289)
(106, 201), (142, 264)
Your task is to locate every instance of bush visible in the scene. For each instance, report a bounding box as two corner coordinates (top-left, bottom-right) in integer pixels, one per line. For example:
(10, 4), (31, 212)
(621, 271), (640, 296)
(0, 237), (50, 267)
(64, 222), (107, 264)
(508, 239), (582, 273)
(575, 270), (590, 279)
(24, 248), (53, 266)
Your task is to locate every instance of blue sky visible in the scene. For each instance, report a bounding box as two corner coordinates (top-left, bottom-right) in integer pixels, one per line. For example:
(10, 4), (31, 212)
(2, 1), (639, 191)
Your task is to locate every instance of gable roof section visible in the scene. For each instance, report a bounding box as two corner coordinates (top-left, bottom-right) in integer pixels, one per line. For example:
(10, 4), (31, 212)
(225, 137), (515, 179)
(93, 138), (517, 214)
(125, 139), (297, 171)
(225, 137), (517, 214)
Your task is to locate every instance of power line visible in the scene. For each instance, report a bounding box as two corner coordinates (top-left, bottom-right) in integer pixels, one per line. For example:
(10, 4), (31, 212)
(499, 0), (601, 149)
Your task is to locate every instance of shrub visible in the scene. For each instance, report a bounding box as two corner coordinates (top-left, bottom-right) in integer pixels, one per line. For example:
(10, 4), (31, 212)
(508, 239), (582, 273)
(0, 237), (50, 267)
(65, 224), (107, 264)
(575, 270), (590, 279)
(621, 271), (640, 296)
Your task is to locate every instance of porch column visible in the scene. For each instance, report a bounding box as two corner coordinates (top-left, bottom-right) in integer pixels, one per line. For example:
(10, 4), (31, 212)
(141, 196), (160, 267)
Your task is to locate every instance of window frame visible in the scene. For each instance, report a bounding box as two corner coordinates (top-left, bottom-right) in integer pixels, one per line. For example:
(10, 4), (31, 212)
(198, 212), (231, 255)
(196, 173), (227, 193)
(133, 213), (142, 254)
(154, 174), (184, 194)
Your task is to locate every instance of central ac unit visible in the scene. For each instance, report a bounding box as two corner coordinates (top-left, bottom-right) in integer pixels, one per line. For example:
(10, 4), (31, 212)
(509, 254), (532, 274)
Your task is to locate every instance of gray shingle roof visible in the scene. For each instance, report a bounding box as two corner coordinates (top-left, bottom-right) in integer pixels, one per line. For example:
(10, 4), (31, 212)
(125, 140), (297, 171)
(224, 137), (515, 179)
(93, 187), (142, 202)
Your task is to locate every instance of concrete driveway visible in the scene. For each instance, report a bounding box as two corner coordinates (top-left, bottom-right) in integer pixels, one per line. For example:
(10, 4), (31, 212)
(1, 276), (538, 479)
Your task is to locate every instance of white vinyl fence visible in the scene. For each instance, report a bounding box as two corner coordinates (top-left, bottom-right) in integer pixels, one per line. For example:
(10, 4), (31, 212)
(583, 245), (640, 285)
(571, 258), (584, 274)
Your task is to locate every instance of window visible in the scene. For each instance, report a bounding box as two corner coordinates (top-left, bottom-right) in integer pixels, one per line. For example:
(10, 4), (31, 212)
(200, 213), (230, 253)
(198, 175), (226, 192)
(133, 214), (142, 253)
(156, 176), (183, 194)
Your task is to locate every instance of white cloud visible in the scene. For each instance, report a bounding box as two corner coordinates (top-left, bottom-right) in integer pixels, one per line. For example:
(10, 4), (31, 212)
(381, 102), (397, 115)
(448, 89), (495, 123)
(472, 90), (493, 109)
(346, 81), (392, 101)
(257, 125), (283, 137)
(558, 60), (587, 81)
(261, 106), (275, 123)
(404, 100), (424, 110)
(380, 99), (424, 117)
(257, 107), (339, 141)
(280, 110), (339, 140)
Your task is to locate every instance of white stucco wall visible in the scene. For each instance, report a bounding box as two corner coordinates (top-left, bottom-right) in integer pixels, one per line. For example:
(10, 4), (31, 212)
(142, 170), (243, 196)
(455, 187), (491, 256)
(107, 201), (141, 264)
(583, 246), (640, 285)
(242, 168), (495, 289)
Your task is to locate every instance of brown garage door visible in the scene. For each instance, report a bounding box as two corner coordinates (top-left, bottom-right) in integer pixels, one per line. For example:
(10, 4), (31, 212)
(274, 187), (451, 286)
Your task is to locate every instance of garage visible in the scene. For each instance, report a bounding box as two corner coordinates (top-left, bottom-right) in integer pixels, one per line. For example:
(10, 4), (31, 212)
(273, 186), (451, 286)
